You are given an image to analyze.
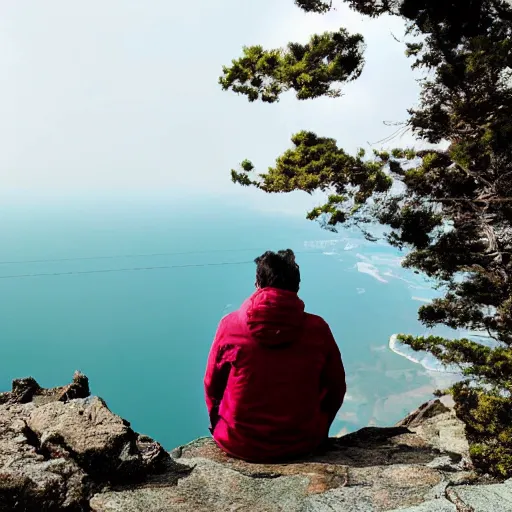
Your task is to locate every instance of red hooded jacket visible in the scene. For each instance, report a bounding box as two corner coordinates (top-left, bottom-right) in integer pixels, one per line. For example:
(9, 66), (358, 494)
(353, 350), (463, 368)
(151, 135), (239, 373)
(204, 287), (346, 462)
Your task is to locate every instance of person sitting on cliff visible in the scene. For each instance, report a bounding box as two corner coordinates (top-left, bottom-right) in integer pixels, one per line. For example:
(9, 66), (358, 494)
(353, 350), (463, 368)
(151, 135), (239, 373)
(204, 249), (346, 462)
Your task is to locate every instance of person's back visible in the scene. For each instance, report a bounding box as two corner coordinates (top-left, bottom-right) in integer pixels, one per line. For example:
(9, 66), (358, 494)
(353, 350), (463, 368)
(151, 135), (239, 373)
(204, 249), (346, 462)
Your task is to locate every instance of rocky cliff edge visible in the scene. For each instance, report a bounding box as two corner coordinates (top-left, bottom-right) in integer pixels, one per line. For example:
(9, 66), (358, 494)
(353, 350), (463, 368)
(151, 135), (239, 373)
(1, 373), (511, 511)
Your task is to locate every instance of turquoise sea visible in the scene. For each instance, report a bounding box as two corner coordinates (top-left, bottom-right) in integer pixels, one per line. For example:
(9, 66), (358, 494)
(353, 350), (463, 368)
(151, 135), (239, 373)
(0, 197), (457, 449)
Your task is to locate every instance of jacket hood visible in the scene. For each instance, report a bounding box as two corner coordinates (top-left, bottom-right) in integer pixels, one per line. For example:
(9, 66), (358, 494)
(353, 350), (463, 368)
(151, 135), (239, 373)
(241, 287), (305, 347)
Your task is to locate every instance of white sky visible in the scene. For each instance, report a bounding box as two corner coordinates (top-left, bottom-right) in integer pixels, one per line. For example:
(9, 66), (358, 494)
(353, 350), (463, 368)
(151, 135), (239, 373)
(0, 0), (421, 210)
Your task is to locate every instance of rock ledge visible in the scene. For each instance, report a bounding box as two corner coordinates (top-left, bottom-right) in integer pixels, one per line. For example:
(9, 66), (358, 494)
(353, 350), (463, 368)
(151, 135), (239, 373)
(1, 374), (511, 511)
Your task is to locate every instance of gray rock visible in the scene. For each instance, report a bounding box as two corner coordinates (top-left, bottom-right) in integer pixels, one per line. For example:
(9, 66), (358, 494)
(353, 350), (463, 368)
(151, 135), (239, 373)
(27, 396), (155, 480)
(0, 371), (90, 408)
(0, 374), (188, 511)
(3, 377), (511, 512)
(397, 399), (470, 462)
(89, 407), (474, 512)
(446, 481), (512, 512)
(0, 401), (90, 511)
(393, 499), (457, 512)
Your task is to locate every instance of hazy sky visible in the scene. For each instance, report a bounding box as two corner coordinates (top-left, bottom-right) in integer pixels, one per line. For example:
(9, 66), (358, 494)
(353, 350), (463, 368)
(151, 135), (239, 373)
(0, 0), (421, 209)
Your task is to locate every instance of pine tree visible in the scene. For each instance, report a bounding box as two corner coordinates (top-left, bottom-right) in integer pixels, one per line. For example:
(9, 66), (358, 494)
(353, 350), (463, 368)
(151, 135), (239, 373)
(221, 0), (512, 477)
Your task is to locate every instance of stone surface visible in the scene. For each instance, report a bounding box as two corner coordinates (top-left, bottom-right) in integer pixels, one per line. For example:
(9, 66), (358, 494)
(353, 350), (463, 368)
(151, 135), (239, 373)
(447, 479), (512, 512)
(0, 401), (89, 511)
(0, 373), (189, 511)
(3, 376), (512, 511)
(397, 398), (471, 461)
(398, 500), (456, 512)
(89, 401), (481, 512)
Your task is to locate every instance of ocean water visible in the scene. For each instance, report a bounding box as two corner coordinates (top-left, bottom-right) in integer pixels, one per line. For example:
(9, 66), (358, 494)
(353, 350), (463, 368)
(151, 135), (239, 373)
(0, 197), (459, 449)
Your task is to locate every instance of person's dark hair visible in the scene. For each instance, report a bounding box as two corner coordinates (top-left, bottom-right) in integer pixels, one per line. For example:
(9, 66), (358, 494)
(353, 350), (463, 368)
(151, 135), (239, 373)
(254, 249), (300, 293)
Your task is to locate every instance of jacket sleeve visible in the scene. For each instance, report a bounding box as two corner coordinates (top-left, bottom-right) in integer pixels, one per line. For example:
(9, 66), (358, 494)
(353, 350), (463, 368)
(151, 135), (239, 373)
(320, 323), (347, 425)
(204, 318), (231, 429)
